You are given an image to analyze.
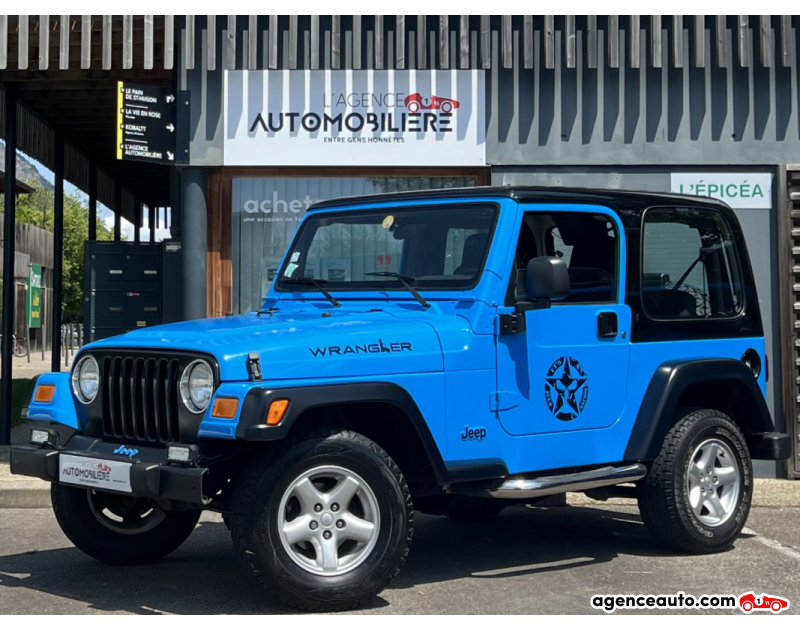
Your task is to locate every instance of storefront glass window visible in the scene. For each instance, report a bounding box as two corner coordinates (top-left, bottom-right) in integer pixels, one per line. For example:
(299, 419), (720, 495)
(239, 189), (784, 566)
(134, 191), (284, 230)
(232, 176), (477, 313)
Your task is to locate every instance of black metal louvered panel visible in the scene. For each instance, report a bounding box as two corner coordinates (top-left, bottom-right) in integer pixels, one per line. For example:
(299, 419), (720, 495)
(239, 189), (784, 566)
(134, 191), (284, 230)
(786, 168), (800, 477)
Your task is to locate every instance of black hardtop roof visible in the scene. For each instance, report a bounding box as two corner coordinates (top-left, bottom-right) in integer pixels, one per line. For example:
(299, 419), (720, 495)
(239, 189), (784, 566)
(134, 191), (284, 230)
(307, 185), (730, 217)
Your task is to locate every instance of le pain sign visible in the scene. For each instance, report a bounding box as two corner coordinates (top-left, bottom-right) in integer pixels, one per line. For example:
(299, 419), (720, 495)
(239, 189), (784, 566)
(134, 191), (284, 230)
(116, 81), (177, 164)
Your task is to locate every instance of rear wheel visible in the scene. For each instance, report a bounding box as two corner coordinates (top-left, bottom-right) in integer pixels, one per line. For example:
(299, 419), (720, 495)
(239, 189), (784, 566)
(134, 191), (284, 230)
(52, 484), (201, 564)
(230, 428), (413, 611)
(12, 336), (27, 358)
(637, 408), (752, 554)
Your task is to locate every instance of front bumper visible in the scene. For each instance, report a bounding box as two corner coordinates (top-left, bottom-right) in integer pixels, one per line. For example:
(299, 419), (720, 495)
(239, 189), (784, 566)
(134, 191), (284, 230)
(10, 434), (209, 506)
(746, 432), (792, 461)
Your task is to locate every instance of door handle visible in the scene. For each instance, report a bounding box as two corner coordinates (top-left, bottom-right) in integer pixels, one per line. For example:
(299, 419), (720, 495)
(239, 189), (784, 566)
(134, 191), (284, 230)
(597, 312), (618, 338)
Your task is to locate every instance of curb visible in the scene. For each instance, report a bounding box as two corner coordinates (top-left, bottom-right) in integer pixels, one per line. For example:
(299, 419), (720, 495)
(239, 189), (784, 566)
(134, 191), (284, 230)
(0, 481), (52, 508)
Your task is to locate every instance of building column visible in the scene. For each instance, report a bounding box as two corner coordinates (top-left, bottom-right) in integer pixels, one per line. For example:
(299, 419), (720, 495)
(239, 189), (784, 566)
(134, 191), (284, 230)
(1, 85), (18, 446)
(170, 167), (182, 239)
(181, 168), (207, 320)
(114, 182), (122, 242)
(134, 197), (141, 243)
(50, 133), (65, 373)
(88, 161), (97, 241)
(149, 205), (156, 243)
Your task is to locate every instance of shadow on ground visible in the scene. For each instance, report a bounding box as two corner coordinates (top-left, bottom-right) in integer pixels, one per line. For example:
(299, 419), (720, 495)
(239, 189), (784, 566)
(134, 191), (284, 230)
(0, 504), (687, 614)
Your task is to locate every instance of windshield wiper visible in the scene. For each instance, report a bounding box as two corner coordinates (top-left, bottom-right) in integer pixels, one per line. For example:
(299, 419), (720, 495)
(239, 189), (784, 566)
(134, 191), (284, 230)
(283, 277), (341, 308)
(365, 272), (430, 309)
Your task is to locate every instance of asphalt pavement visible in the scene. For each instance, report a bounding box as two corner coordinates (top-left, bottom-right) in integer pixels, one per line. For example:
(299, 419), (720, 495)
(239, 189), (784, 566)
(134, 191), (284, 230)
(0, 503), (797, 614)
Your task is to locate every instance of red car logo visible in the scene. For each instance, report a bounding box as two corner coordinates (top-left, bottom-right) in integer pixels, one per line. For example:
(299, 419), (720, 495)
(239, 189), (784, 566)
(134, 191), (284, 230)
(404, 93), (460, 114)
(738, 592), (790, 613)
(97, 463), (112, 472)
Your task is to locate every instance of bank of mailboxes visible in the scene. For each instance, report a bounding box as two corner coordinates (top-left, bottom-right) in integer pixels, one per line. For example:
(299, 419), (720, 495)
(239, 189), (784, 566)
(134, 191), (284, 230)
(84, 241), (183, 343)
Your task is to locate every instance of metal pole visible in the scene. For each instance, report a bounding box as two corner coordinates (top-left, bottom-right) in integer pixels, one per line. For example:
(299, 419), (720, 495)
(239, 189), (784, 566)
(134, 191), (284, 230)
(134, 198), (141, 243)
(51, 133), (64, 373)
(1, 84), (18, 446)
(88, 161), (97, 241)
(41, 289), (46, 361)
(149, 205), (156, 243)
(114, 182), (122, 242)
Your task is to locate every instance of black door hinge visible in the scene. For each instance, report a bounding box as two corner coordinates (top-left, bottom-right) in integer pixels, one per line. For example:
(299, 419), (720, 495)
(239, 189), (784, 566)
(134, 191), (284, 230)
(499, 313), (526, 335)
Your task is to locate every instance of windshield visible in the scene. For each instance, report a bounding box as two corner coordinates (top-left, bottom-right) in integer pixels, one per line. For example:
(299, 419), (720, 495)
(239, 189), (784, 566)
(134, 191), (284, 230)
(275, 204), (498, 292)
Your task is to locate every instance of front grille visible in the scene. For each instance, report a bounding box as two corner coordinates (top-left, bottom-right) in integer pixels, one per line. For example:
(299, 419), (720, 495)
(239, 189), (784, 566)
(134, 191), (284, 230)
(101, 356), (182, 443)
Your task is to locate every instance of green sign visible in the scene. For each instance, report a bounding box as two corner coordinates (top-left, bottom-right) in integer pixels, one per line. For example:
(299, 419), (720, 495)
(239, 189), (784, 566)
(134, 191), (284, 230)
(27, 264), (42, 329)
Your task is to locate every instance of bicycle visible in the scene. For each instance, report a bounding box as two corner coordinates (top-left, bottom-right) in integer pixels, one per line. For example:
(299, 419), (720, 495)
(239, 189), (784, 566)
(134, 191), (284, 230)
(0, 334), (28, 358)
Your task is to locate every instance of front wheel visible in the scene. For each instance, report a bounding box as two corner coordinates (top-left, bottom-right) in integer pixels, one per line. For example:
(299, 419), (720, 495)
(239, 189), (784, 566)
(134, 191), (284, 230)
(52, 484), (201, 564)
(230, 428), (413, 611)
(637, 408), (752, 554)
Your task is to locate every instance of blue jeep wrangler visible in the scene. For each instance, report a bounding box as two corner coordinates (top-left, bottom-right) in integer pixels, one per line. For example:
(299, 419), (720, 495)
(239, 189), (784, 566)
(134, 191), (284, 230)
(11, 187), (790, 610)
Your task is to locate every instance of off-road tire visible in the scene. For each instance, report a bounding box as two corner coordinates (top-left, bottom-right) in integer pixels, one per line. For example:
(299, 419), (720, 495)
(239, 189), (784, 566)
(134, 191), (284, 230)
(637, 408), (752, 554)
(230, 428), (413, 612)
(51, 484), (201, 565)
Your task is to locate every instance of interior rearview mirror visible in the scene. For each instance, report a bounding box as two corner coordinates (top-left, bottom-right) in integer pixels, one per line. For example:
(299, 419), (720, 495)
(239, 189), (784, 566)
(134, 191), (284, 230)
(526, 257), (570, 302)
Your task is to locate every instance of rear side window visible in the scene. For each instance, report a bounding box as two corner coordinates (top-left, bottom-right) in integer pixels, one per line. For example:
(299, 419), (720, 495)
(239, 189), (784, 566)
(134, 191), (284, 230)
(642, 207), (743, 320)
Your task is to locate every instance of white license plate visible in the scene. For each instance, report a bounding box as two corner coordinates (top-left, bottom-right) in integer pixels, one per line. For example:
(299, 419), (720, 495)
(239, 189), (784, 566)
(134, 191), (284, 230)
(59, 454), (132, 493)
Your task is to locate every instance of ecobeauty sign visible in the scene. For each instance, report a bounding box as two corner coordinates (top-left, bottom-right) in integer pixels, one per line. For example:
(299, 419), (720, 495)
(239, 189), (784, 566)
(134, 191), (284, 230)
(27, 264), (42, 329)
(223, 70), (485, 166)
(670, 173), (773, 209)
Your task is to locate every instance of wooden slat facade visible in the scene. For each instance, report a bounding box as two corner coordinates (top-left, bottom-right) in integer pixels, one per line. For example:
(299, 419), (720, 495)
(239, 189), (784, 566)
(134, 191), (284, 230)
(0, 15), (794, 72)
(0, 14), (798, 221)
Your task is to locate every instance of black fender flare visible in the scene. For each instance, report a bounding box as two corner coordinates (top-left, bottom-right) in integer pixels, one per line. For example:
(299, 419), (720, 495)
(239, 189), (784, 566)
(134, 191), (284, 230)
(623, 358), (775, 462)
(235, 381), (451, 485)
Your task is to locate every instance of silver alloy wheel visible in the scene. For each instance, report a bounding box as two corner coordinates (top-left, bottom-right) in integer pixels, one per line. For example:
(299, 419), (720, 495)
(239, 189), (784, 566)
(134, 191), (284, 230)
(686, 438), (741, 527)
(277, 465), (380, 577)
(87, 490), (167, 535)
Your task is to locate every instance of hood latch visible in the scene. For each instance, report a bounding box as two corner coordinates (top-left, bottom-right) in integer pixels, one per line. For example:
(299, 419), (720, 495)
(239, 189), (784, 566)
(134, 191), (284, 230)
(246, 352), (263, 381)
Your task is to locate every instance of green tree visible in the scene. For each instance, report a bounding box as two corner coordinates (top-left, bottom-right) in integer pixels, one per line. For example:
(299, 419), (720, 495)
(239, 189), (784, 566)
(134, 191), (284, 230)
(1, 185), (115, 319)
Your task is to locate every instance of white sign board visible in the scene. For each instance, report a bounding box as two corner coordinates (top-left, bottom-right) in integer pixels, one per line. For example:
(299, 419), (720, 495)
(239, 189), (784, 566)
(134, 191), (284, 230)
(224, 70), (485, 167)
(59, 454), (132, 493)
(670, 173), (772, 209)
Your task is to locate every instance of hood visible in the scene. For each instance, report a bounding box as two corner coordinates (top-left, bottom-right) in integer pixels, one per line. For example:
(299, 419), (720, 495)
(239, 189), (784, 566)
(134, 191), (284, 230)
(86, 310), (444, 382)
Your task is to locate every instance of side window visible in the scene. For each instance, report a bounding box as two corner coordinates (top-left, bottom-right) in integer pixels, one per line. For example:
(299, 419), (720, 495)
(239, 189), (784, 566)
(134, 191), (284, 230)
(509, 211), (618, 304)
(642, 207), (743, 320)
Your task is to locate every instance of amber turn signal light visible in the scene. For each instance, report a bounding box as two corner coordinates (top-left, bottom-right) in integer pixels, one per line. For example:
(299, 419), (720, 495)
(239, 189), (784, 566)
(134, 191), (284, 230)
(211, 397), (240, 419)
(267, 399), (290, 425)
(34, 384), (56, 403)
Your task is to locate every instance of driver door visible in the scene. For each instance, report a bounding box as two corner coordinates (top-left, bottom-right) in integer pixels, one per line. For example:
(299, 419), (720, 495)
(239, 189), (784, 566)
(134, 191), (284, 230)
(495, 207), (632, 436)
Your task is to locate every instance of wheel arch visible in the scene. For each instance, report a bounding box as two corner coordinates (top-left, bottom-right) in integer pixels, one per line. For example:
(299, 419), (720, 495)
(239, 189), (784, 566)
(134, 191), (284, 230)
(623, 358), (774, 462)
(235, 382), (451, 487)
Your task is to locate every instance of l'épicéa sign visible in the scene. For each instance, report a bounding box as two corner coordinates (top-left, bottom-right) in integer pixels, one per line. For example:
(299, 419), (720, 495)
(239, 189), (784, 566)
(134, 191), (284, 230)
(670, 173), (772, 209)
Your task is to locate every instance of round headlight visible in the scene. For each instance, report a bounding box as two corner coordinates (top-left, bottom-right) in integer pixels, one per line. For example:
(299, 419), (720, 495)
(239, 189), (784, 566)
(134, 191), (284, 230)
(71, 355), (100, 403)
(180, 360), (214, 414)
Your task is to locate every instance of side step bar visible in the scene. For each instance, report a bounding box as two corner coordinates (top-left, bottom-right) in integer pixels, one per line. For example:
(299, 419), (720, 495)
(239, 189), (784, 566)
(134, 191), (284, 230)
(467, 464), (647, 499)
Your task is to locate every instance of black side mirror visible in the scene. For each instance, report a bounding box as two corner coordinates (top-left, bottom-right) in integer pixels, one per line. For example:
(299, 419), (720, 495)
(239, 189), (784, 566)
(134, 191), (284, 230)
(526, 256), (570, 302)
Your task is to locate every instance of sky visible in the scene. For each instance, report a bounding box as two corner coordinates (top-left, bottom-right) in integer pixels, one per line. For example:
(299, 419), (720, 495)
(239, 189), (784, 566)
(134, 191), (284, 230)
(13, 146), (172, 242)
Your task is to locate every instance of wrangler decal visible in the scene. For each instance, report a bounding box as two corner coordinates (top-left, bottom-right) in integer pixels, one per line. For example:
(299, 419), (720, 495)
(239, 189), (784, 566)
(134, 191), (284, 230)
(309, 339), (413, 358)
